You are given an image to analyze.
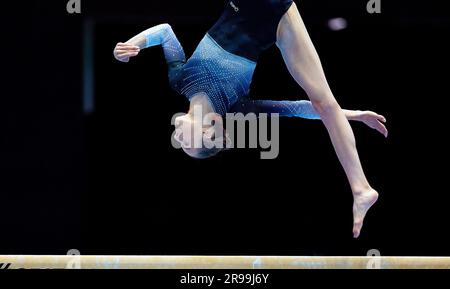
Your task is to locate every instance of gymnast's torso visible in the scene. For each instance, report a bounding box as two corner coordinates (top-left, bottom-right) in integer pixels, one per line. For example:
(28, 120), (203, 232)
(169, 0), (294, 116)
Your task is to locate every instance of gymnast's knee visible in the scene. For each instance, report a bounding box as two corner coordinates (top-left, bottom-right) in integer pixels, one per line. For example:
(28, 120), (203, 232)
(311, 98), (340, 116)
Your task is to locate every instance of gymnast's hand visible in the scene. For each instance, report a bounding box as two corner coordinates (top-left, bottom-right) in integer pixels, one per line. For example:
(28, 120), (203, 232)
(353, 111), (388, 137)
(113, 42), (141, 63)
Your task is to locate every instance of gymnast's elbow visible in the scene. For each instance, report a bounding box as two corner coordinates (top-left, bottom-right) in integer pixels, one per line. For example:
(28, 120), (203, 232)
(160, 23), (173, 32)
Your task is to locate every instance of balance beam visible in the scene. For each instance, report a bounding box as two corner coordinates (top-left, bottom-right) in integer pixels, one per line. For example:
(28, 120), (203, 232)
(1, 256), (450, 269)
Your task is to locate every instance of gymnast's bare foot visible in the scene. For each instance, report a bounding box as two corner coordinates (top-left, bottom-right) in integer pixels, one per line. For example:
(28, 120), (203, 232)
(352, 188), (379, 238)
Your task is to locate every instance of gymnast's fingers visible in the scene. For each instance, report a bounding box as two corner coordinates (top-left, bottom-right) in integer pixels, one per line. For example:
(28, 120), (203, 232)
(115, 47), (140, 54)
(366, 111), (385, 122)
(117, 57), (130, 63)
(377, 114), (387, 123)
(116, 43), (140, 50)
(115, 49), (139, 56)
(117, 51), (139, 58)
(375, 120), (388, 137)
(116, 44), (140, 50)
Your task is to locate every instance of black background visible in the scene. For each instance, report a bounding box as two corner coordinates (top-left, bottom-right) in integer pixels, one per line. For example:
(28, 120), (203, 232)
(1, 0), (449, 256)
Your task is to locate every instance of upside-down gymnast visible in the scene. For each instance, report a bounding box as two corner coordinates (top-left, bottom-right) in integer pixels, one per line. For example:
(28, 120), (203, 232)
(113, 0), (388, 238)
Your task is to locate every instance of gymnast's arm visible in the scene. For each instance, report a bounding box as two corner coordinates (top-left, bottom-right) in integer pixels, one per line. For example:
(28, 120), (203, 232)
(231, 99), (388, 136)
(113, 23), (186, 64)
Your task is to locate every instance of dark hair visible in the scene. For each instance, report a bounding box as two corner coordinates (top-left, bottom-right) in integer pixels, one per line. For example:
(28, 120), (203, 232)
(182, 147), (223, 159)
(182, 129), (231, 159)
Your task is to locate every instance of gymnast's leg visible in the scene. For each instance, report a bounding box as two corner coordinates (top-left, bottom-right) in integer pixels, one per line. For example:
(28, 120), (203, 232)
(276, 2), (378, 238)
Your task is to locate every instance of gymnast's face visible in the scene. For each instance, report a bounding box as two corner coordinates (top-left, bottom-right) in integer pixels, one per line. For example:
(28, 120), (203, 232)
(173, 113), (224, 159)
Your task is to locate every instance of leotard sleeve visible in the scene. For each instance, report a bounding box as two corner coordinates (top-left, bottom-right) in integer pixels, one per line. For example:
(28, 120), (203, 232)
(230, 98), (321, 119)
(126, 23), (186, 64)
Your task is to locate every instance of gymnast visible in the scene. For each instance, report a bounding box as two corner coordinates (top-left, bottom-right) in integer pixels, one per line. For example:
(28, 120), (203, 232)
(113, 0), (388, 238)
